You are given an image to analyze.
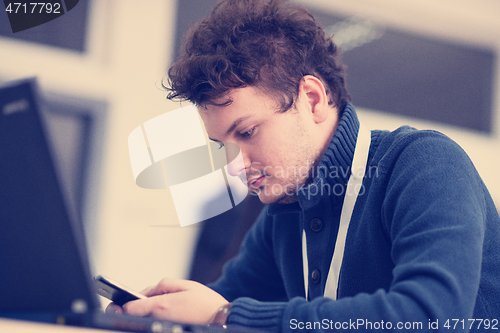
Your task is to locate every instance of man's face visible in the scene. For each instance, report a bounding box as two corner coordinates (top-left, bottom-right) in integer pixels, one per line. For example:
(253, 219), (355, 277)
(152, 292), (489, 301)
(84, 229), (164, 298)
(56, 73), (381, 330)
(199, 86), (322, 205)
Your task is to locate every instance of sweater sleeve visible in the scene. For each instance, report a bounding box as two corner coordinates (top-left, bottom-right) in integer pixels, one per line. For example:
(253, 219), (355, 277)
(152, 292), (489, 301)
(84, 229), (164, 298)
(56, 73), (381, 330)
(221, 132), (490, 332)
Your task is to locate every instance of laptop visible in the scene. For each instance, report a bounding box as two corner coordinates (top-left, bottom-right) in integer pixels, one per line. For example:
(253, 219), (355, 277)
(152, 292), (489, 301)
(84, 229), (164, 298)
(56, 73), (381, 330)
(0, 79), (246, 333)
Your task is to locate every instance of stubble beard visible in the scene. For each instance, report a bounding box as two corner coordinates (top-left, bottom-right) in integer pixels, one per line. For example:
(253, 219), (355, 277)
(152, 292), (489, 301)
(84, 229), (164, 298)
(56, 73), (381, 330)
(274, 157), (318, 204)
(259, 139), (319, 205)
(254, 108), (322, 205)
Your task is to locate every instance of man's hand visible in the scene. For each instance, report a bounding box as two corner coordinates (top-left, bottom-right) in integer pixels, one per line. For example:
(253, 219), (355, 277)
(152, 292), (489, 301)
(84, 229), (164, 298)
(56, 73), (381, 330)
(106, 278), (229, 325)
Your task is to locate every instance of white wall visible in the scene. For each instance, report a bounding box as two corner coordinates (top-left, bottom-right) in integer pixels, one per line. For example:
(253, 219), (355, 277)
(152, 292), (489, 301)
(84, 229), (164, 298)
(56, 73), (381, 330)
(0, 0), (498, 304)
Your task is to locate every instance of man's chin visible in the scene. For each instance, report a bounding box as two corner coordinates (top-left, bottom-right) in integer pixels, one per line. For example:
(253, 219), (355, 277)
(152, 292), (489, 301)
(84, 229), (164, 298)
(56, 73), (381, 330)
(254, 189), (298, 205)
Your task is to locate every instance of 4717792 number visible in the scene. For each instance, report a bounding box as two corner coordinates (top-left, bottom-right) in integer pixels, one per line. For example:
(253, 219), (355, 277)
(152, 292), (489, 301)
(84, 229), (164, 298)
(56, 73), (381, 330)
(444, 319), (498, 330)
(5, 2), (62, 14)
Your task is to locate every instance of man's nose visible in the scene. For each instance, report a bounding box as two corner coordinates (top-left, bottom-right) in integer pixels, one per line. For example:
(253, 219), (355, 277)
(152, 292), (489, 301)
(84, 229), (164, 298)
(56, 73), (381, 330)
(225, 142), (247, 177)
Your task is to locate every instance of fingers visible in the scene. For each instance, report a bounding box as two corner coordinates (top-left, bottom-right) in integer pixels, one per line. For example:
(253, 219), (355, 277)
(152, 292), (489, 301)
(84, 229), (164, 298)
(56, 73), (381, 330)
(145, 278), (199, 297)
(123, 294), (174, 319)
(118, 278), (227, 324)
(105, 302), (123, 315)
(109, 279), (195, 318)
(122, 298), (154, 317)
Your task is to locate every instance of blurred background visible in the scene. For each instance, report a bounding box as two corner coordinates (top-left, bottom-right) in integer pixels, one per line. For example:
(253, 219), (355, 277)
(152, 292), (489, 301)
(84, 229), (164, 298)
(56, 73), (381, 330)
(0, 0), (499, 302)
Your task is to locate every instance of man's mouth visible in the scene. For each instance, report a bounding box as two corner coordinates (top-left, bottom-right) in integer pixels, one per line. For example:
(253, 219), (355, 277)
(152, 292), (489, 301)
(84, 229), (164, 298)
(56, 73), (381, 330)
(247, 176), (266, 190)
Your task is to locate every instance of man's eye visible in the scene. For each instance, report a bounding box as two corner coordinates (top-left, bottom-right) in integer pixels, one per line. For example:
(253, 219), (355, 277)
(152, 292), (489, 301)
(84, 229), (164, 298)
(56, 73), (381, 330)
(239, 127), (255, 138)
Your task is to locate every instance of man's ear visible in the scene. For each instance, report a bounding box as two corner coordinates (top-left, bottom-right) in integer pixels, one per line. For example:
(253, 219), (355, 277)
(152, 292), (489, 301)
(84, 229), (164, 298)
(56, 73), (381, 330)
(299, 75), (330, 124)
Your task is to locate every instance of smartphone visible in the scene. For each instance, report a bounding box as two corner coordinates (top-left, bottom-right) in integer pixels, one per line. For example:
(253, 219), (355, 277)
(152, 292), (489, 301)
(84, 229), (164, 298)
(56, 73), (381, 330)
(95, 275), (147, 307)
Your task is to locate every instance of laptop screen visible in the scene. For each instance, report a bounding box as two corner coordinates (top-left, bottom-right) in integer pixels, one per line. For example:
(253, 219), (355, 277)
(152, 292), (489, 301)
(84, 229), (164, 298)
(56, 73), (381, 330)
(0, 80), (99, 314)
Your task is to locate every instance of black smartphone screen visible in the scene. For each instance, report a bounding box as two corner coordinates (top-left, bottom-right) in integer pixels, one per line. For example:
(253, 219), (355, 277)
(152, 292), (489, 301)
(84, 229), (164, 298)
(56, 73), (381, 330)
(95, 275), (146, 307)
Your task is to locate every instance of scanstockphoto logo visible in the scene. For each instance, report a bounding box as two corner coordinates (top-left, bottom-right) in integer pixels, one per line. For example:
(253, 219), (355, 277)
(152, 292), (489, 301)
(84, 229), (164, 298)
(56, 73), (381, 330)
(128, 105), (249, 227)
(3, 0), (80, 33)
(244, 162), (379, 201)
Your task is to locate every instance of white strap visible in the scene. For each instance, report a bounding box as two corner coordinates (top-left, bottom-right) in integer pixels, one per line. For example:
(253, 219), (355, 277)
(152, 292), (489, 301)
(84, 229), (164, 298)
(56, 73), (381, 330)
(302, 231), (309, 299)
(303, 124), (371, 300)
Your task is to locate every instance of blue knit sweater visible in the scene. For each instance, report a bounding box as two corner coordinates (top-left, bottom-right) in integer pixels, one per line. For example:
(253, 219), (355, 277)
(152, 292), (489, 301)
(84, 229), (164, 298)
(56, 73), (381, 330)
(209, 104), (500, 332)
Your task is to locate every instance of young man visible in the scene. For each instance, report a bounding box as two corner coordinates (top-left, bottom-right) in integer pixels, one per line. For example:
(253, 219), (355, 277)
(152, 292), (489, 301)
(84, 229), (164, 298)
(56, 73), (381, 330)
(113, 0), (500, 331)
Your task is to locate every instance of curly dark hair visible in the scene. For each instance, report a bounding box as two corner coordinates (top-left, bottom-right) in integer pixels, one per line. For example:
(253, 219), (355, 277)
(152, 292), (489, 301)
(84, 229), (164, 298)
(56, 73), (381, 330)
(164, 0), (350, 112)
